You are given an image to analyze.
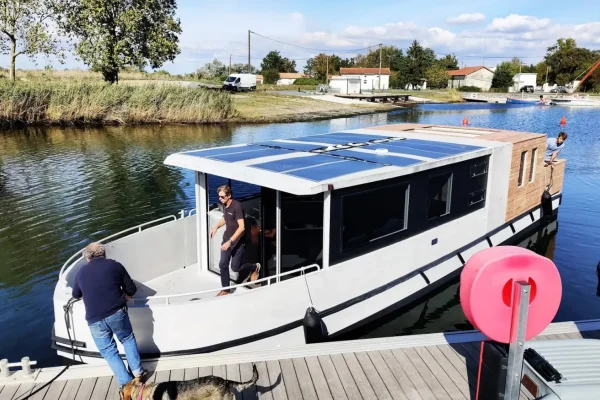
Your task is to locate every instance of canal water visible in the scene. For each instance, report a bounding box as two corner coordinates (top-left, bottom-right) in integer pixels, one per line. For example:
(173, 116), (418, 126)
(1, 103), (599, 367)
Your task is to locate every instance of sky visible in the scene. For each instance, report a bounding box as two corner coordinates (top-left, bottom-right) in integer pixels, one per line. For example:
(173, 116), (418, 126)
(4, 0), (600, 74)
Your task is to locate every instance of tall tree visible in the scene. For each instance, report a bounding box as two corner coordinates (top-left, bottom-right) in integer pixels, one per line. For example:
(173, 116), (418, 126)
(425, 64), (449, 88)
(406, 40), (436, 86)
(436, 54), (459, 70)
(491, 61), (515, 89)
(0, 0), (64, 82)
(57, 0), (182, 83)
(260, 50), (296, 72)
(544, 38), (600, 89)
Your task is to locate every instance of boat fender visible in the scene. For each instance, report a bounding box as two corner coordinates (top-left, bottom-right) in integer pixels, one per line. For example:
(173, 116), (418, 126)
(541, 189), (552, 219)
(596, 261), (600, 297)
(303, 306), (328, 344)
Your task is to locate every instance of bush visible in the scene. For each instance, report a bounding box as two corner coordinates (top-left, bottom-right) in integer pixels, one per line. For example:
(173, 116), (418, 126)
(293, 77), (320, 86)
(262, 69), (279, 84)
(457, 86), (481, 92)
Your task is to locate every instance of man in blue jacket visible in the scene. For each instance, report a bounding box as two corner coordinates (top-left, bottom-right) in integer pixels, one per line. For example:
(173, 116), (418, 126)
(72, 242), (146, 390)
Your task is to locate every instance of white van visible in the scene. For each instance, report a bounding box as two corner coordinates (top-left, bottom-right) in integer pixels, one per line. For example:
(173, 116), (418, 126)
(222, 74), (257, 92)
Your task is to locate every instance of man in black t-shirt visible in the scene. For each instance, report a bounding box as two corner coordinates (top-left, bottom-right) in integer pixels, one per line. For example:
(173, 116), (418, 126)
(210, 185), (260, 296)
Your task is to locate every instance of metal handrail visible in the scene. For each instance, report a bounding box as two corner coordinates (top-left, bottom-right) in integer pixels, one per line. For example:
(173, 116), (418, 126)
(58, 214), (179, 282)
(130, 264), (321, 305)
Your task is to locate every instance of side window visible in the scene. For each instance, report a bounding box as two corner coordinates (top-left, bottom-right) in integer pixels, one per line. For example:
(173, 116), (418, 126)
(529, 148), (537, 182)
(428, 173), (453, 220)
(341, 183), (409, 251)
(518, 151), (527, 187)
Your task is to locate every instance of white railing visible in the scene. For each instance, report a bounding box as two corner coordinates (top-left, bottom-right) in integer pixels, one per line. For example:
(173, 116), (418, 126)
(58, 214), (185, 283)
(130, 264), (321, 305)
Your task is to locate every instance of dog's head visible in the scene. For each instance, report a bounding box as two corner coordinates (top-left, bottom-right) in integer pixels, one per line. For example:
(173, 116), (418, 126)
(119, 376), (149, 400)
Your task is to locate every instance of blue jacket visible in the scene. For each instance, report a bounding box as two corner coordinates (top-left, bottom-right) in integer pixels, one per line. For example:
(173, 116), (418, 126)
(72, 257), (137, 324)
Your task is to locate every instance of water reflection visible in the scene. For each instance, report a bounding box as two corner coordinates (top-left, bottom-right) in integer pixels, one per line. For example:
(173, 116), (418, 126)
(339, 218), (559, 340)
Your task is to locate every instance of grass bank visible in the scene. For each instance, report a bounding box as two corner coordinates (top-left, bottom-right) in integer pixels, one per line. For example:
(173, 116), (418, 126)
(0, 81), (234, 126)
(231, 92), (396, 123)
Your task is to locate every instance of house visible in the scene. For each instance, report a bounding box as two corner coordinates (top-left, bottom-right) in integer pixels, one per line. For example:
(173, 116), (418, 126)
(512, 73), (537, 92)
(337, 67), (391, 91)
(448, 66), (494, 91)
(276, 72), (306, 85)
(256, 75), (263, 85)
(329, 76), (362, 94)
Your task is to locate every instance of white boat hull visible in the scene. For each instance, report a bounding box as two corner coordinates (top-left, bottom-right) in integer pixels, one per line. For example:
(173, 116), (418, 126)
(550, 98), (600, 106)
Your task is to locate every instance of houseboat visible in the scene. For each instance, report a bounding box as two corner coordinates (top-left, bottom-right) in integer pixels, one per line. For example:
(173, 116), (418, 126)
(52, 123), (567, 364)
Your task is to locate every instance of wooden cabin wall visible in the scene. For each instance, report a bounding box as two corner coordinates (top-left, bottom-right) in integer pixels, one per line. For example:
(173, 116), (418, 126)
(505, 137), (565, 221)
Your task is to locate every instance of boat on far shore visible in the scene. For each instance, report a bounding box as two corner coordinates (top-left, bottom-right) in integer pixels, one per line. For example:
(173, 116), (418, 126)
(550, 96), (600, 107)
(506, 97), (545, 105)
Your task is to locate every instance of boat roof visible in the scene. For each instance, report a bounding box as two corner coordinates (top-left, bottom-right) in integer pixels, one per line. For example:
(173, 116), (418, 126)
(164, 124), (510, 195)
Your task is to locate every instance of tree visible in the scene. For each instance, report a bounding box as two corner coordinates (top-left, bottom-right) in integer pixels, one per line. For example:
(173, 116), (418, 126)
(262, 69), (279, 84)
(491, 61), (515, 89)
(425, 64), (449, 89)
(57, 0), (182, 83)
(230, 63), (256, 74)
(304, 53), (354, 81)
(196, 59), (226, 80)
(406, 40), (436, 87)
(260, 50), (296, 73)
(437, 54), (459, 70)
(0, 0), (64, 82)
(544, 38), (600, 89)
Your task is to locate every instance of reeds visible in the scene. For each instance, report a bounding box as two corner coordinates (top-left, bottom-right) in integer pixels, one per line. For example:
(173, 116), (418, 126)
(0, 81), (235, 126)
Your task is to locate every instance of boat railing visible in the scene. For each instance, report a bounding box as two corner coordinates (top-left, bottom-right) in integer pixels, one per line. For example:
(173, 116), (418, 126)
(130, 264), (321, 305)
(58, 213), (185, 284)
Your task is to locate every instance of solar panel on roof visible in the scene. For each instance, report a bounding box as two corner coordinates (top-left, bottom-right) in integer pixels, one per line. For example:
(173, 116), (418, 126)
(286, 132), (390, 145)
(208, 147), (293, 162)
(249, 154), (339, 172)
(186, 146), (249, 158)
(329, 150), (423, 167)
(360, 143), (450, 158)
(255, 140), (322, 152)
(285, 160), (383, 182)
(405, 138), (482, 151)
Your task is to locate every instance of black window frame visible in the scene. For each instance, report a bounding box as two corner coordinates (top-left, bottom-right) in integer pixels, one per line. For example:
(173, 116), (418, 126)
(427, 171), (453, 221)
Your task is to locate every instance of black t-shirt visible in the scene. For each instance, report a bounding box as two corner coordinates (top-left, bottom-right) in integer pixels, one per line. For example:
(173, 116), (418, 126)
(223, 199), (246, 244)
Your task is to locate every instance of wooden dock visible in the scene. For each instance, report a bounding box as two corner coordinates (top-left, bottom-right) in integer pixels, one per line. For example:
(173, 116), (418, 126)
(2, 319), (600, 400)
(335, 94), (411, 103)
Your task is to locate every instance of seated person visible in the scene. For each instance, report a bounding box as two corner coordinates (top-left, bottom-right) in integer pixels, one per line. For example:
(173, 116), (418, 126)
(545, 131), (567, 166)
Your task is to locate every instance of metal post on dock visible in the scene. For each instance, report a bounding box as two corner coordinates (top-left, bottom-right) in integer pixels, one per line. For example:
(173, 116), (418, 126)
(21, 357), (32, 376)
(504, 281), (531, 400)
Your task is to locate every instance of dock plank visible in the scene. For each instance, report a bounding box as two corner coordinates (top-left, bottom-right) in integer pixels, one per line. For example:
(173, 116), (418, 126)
(184, 368), (199, 381)
(316, 355), (349, 400)
(0, 384), (19, 400)
(437, 345), (476, 392)
(170, 369), (185, 382)
(390, 349), (437, 400)
(43, 381), (67, 400)
(329, 354), (363, 400)
(365, 351), (408, 400)
(379, 350), (423, 400)
(354, 352), (393, 400)
(104, 377), (119, 400)
(89, 376), (112, 400)
(341, 352), (378, 400)
(199, 366), (213, 378)
(28, 383), (51, 400)
(292, 358), (318, 400)
(279, 359), (303, 400)
(254, 362), (273, 400)
(266, 360), (288, 400)
(213, 365), (227, 380)
(424, 346), (470, 399)
(155, 370), (171, 383)
(402, 347), (452, 400)
(74, 378), (97, 400)
(304, 356), (334, 400)
(416, 346), (466, 400)
(240, 362), (258, 400)
(59, 379), (82, 400)
(10, 383), (35, 400)
(227, 364), (243, 400)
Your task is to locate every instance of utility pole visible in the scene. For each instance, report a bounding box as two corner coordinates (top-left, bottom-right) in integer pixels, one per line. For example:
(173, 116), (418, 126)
(545, 66), (549, 84)
(229, 54), (232, 74)
(326, 55), (329, 85)
(378, 43), (382, 90)
(248, 30), (251, 74)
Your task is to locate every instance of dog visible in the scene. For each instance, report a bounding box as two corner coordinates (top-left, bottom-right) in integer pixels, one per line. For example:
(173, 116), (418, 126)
(120, 364), (259, 400)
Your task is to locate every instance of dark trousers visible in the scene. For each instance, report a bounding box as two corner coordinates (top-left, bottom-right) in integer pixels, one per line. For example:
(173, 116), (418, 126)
(219, 242), (256, 290)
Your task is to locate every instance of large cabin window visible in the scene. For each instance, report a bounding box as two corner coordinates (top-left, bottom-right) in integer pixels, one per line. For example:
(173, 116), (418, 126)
(341, 183), (409, 251)
(518, 151), (527, 187)
(428, 173), (453, 220)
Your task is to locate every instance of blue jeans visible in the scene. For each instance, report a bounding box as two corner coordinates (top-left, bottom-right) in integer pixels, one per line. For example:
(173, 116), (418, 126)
(89, 308), (143, 386)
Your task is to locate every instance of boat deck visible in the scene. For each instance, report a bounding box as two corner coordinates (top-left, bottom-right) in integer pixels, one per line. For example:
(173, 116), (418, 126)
(2, 320), (600, 400)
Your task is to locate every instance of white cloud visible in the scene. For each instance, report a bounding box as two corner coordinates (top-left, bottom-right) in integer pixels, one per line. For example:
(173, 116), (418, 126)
(486, 14), (551, 33)
(447, 13), (485, 25)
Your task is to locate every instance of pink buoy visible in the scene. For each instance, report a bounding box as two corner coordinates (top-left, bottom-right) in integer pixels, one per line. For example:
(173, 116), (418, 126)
(460, 246), (562, 343)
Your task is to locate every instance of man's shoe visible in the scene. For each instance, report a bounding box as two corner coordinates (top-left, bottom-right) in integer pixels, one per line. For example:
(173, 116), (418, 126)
(250, 263), (261, 282)
(135, 368), (148, 382)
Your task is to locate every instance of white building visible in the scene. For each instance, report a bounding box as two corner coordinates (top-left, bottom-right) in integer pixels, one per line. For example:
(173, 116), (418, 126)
(276, 73), (306, 85)
(448, 66), (494, 91)
(512, 73), (537, 91)
(335, 67), (391, 92)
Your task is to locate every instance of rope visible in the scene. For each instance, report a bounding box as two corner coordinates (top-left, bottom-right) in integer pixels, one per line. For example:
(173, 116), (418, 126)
(302, 271), (315, 308)
(545, 164), (554, 191)
(13, 298), (81, 400)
